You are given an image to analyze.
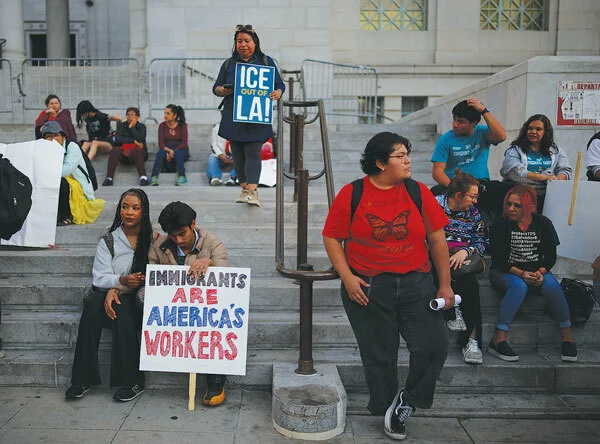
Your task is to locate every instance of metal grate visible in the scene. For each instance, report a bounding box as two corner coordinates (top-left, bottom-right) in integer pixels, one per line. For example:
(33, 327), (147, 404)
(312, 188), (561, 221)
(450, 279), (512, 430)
(480, 0), (547, 31)
(360, 0), (427, 31)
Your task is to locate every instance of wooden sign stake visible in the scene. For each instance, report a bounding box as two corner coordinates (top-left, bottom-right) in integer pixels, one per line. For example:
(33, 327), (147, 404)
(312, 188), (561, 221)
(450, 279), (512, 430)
(188, 373), (197, 411)
(568, 152), (582, 226)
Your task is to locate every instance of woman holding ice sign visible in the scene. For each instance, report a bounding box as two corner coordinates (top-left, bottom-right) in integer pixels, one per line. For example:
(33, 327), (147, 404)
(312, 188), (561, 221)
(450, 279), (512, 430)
(213, 24), (285, 207)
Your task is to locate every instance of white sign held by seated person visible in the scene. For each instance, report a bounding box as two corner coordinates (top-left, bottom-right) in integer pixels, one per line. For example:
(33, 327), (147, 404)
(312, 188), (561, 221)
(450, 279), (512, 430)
(0, 139), (63, 248)
(543, 180), (600, 263)
(140, 264), (251, 376)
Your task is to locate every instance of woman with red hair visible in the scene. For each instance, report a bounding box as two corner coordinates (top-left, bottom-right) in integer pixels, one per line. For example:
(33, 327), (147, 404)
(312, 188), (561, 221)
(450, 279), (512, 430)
(488, 185), (577, 363)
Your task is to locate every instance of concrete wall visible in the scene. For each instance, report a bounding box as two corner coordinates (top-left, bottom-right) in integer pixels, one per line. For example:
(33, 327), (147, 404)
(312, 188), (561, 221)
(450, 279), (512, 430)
(400, 56), (600, 180)
(22, 0), (130, 58)
(134, 0), (600, 120)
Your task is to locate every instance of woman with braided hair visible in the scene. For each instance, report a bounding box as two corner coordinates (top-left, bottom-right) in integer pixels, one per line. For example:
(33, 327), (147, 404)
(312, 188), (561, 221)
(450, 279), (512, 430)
(66, 188), (156, 402)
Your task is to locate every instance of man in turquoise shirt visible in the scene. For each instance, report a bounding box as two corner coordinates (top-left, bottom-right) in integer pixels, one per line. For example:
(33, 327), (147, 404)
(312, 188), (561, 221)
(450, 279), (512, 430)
(430, 98), (506, 223)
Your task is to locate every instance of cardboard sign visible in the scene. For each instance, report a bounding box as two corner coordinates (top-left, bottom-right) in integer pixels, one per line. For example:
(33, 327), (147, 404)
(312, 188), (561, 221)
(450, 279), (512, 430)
(0, 140), (63, 247)
(140, 264), (251, 376)
(543, 180), (600, 263)
(233, 63), (274, 124)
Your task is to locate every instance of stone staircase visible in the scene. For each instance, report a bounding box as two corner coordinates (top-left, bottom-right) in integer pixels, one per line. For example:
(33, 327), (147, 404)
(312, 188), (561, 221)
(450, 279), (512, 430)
(1, 121), (599, 417)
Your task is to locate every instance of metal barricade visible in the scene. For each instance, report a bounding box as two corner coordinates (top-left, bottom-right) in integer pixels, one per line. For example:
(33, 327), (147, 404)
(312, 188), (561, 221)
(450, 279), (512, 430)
(0, 59), (14, 118)
(300, 59), (378, 124)
(21, 58), (141, 111)
(147, 58), (227, 120)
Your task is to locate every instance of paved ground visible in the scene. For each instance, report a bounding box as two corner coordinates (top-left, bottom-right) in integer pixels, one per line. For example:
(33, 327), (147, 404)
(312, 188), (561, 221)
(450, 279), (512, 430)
(1, 387), (599, 443)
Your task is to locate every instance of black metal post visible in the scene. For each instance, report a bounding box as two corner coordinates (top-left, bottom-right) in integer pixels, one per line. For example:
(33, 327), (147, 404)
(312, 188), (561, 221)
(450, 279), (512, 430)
(292, 114), (305, 202)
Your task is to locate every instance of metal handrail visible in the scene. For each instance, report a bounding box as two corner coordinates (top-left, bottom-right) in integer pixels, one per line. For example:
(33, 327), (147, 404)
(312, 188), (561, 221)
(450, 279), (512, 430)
(275, 99), (337, 280)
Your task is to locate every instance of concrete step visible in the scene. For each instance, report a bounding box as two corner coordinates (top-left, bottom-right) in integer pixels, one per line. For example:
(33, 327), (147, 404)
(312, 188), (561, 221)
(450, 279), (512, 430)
(1, 347), (598, 396)
(0, 274), (583, 313)
(347, 392), (600, 419)
(0, 246), (333, 276)
(3, 306), (598, 350)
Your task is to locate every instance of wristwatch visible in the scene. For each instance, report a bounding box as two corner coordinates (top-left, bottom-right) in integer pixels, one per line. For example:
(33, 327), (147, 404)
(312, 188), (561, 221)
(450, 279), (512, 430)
(481, 108), (490, 115)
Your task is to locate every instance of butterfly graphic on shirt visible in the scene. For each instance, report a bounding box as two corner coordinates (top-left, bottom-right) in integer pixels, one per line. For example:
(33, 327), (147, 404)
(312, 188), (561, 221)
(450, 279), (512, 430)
(365, 210), (410, 242)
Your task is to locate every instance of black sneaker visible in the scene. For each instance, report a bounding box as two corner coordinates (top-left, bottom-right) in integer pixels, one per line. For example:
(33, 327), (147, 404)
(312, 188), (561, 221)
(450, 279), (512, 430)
(102, 178), (113, 186)
(139, 177), (149, 186)
(203, 374), (226, 406)
(384, 389), (414, 440)
(561, 341), (578, 362)
(488, 340), (519, 361)
(113, 384), (145, 402)
(65, 385), (91, 399)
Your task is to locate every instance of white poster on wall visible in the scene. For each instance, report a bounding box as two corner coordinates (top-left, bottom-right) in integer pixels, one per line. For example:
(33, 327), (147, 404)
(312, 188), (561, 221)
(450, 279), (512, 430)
(543, 180), (600, 263)
(140, 265), (251, 376)
(0, 139), (63, 248)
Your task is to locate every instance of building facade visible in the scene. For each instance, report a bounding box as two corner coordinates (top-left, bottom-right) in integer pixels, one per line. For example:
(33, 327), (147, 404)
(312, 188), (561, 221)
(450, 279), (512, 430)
(1, 0), (598, 121)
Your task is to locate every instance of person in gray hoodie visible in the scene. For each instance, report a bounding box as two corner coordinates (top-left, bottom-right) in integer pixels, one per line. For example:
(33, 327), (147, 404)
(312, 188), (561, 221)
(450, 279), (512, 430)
(500, 114), (572, 212)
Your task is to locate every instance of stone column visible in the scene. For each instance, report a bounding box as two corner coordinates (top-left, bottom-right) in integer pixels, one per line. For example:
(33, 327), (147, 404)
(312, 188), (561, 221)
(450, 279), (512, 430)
(46, 0), (70, 59)
(0, 0), (26, 62)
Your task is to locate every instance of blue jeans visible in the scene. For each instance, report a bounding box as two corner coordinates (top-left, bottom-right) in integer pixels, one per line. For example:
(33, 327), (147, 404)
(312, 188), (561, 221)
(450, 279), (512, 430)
(151, 148), (189, 177)
(342, 271), (448, 414)
(489, 269), (571, 332)
(206, 154), (236, 180)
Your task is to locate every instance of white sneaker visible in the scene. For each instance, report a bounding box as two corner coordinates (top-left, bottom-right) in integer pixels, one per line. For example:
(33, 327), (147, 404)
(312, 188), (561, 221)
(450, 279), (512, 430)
(447, 305), (467, 331)
(462, 338), (483, 364)
(224, 178), (236, 186)
(210, 177), (222, 186)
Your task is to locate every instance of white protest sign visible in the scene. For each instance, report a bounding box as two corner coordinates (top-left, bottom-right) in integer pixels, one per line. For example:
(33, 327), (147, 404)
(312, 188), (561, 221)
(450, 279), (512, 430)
(0, 139), (63, 247)
(233, 62), (275, 124)
(140, 264), (250, 375)
(543, 180), (600, 263)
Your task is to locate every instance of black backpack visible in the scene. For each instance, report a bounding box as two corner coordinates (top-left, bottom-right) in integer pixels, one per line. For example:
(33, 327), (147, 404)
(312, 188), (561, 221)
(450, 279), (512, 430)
(73, 144), (98, 191)
(0, 154), (33, 240)
(560, 278), (597, 326)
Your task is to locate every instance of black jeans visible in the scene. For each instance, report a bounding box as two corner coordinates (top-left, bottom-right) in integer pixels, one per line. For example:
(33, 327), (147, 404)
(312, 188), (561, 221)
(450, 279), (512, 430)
(71, 288), (145, 388)
(451, 273), (482, 348)
(342, 271), (448, 414)
(57, 177), (71, 222)
(229, 141), (262, 185)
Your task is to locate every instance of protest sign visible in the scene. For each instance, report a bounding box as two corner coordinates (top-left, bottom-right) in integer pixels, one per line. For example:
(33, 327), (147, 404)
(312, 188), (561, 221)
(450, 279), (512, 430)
(140, 264), (251, 376)
(233, 62), (275, 124)
(0, 139), (62, 247)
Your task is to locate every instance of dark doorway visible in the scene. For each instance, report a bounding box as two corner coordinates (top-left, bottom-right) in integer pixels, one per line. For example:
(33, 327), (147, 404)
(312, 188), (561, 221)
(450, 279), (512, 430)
(30, 34), (77, 65)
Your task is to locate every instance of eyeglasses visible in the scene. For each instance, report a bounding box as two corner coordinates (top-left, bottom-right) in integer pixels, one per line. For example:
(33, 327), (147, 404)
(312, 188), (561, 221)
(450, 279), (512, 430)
(388, 153), (411, 163)
(43, 133), (62, 140)
(463, 193), (479, 201)
(235, 24), (254, 33)
(506, 202), (523, 209)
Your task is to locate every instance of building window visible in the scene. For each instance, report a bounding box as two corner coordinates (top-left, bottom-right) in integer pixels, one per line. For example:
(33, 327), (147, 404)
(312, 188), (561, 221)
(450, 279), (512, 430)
(480, 0), (547, 31)
(360, 0), (427, 31)
(402, 96), (427, 117)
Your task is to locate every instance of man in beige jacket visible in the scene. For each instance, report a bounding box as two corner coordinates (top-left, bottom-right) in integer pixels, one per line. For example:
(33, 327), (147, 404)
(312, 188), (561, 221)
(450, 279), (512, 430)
(149, 201), (229, 406)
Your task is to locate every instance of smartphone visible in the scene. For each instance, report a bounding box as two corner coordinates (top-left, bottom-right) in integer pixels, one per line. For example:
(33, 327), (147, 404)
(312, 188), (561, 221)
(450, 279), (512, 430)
(223, 84), (233, 90)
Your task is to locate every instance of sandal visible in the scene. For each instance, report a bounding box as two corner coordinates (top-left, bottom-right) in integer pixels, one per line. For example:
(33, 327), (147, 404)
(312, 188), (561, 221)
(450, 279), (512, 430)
(57, 218), (74, 226)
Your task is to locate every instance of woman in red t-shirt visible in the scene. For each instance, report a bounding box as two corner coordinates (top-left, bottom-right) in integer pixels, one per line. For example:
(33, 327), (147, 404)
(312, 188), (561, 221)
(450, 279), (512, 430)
(322, 132), (454, 441)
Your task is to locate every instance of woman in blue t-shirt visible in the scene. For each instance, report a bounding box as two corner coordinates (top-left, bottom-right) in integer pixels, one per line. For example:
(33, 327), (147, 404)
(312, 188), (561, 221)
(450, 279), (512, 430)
(500, 114), (572, 212)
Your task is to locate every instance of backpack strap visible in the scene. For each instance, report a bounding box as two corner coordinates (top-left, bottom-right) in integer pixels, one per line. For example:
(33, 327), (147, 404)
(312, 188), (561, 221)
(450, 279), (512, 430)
(77, 165), (91, 184)
(350, 177), (423, 223)
(102, 232), (115, 258)
(405, 178), (423, 215)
